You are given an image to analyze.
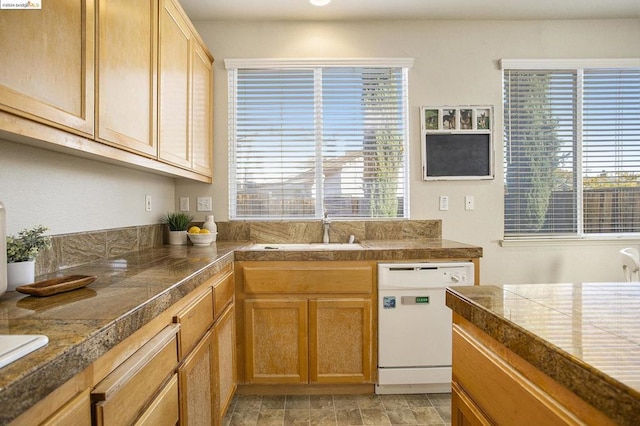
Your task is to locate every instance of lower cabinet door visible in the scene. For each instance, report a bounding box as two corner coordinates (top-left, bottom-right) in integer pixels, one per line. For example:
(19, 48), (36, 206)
(243, 299), (308, 384)
(309, 298), (372, 384)
(178, 329), (214, 426)
(213, 305), (237, 426)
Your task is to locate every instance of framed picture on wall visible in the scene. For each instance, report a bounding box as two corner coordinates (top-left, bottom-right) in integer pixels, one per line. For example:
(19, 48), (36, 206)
(460, 109), (473, 129)
(442, 109), (456, 129)
(476, 108), (491, 129)
(424, 109), (439, 130)
(420, 105), (494, 180)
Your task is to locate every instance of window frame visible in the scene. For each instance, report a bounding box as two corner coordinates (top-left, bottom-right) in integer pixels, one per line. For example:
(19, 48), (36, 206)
(500, 58), (640, 244)
(225, 58), (414, 221)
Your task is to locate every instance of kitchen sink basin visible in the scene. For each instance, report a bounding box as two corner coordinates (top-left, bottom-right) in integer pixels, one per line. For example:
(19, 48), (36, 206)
(0, 335), (48, 369)
(249, 243), (363, 250)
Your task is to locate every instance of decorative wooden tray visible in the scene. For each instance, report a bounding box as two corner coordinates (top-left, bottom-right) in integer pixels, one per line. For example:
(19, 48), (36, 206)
(16, 275), (97, 297)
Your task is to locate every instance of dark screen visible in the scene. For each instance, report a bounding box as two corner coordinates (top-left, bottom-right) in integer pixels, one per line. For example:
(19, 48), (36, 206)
(425, 133), (491, 178)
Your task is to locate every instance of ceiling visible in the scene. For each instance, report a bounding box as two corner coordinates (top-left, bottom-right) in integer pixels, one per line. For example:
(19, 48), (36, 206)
(178, 0), (640, 22)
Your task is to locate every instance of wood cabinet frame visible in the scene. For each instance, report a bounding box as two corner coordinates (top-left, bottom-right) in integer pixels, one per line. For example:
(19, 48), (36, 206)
(0, 0), (214, 182)
(236, 261), (376, 389)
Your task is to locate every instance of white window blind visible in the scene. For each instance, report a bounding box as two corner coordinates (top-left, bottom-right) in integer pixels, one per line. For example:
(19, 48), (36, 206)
(227, 60), (410, 220)
(503, 62), (640, 237)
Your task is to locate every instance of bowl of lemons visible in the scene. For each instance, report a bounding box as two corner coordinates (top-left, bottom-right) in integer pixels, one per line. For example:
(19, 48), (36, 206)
(187, 226), (217, 246)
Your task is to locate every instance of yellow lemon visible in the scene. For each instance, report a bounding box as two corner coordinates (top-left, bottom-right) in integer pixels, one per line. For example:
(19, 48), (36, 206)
(199, 229), (210, 234)
(188, 226), (201, 234)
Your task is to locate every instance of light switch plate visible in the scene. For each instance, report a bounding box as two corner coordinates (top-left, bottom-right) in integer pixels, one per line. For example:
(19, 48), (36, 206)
(439, 195), (449, 211)
(179, 197), (190, 212)
(197, 197), (212, 212)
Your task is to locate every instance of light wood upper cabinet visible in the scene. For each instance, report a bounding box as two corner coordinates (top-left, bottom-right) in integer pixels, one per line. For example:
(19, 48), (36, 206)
(158, 0), (213, 177)
(190, 41), (214, 176)
(0, 0), (214, 182)
(158, 0), (191, 168)
(96, 0), (157, 157)
(0, 0), (95, 137)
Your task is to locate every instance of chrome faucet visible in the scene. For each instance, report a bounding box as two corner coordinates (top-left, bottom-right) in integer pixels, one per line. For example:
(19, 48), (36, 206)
(322, 212), (331, 244)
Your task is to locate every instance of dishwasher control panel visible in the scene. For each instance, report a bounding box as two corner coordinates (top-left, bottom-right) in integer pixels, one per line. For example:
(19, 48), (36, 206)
(443, 270), (469, 284)
(378, 262), (475, 289)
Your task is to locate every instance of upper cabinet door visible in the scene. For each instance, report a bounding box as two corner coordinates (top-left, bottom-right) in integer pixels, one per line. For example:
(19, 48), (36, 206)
(190, 41), (213, 177)
(96, 0), (157, 157)
(158, 0), (191, 169)
(0, 0), (95, 137)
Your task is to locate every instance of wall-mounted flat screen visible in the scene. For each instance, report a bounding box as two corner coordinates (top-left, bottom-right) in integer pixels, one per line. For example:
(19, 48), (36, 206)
(422, 133), (493, 180)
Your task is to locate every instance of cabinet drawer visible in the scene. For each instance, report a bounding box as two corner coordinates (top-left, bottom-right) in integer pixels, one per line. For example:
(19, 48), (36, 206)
(174, 287), (214, 359)
(134, 374), (179, 426)
(213, 272), (234, 319)
(41, 388), (91, 426)
(242, 262), (374, 294)
(92, 324), (179, 426)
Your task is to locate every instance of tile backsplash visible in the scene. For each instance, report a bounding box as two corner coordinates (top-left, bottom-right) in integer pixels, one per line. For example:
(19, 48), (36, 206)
(216, 220), (442, 244)
(36, 224), (164, 276)
(35, 220), (441, 276)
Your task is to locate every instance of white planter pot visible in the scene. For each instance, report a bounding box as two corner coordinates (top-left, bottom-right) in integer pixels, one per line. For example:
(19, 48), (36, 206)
(7, 260), (35, 291)
(168, 230), (188, 245)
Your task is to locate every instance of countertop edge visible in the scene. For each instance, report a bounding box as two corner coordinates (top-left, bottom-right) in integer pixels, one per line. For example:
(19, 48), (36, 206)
(1, 239), (481, 423)
(445, 286), (640, 425)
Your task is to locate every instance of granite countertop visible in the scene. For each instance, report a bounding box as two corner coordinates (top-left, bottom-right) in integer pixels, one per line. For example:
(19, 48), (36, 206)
(0, 242), (244, 424)
(0, 237), (481, 423)
(446, 283), (640, 424)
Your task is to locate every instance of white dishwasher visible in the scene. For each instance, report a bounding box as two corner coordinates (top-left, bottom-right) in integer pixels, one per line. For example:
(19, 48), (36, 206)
(376, 261), (474, 394)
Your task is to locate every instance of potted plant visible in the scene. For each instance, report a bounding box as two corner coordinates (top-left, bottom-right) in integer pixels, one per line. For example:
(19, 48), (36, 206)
(161, 212), (193, 245)
(6, 225), (51, 290)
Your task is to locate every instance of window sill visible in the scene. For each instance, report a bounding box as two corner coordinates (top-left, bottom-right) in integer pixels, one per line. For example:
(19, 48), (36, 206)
(500, 236), (640, 247)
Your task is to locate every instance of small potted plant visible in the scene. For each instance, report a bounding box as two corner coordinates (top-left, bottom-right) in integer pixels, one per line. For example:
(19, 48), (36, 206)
(161, 212), (193, 245)
(6, 225), (51, 290)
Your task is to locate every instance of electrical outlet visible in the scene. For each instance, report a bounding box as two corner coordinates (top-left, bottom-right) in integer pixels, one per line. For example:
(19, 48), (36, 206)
(145, 194), (152, 212)
(439, 195), (449, 211)
(197, 196), (212, 212)
(465, 195), (474, 211)
(180, 197), (190, 212)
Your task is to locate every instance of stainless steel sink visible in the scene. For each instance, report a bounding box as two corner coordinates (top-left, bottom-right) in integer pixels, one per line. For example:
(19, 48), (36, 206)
(248, 243), (363, 250)
(0, 335), (48, 369)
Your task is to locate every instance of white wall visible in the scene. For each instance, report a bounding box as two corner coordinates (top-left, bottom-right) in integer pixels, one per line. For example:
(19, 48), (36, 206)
(176, 18), (640, 284)
(0, 140), (175, 236)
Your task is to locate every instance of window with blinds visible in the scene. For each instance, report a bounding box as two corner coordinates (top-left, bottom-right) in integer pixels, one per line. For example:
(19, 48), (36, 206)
(503, 61), (640, 238)
(226, 60), (411, 220)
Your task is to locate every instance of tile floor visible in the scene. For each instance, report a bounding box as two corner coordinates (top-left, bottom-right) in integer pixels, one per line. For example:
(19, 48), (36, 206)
(223, 393), (451, 426)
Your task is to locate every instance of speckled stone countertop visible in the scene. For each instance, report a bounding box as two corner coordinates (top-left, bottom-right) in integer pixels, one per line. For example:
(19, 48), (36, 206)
(446, 283), (640, 425)
(0, 242), (244, 424)
(0, 237), (481, 423)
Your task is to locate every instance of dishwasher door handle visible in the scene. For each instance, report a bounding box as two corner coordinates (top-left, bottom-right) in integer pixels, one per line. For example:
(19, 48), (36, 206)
(387, 266), (438, 272)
